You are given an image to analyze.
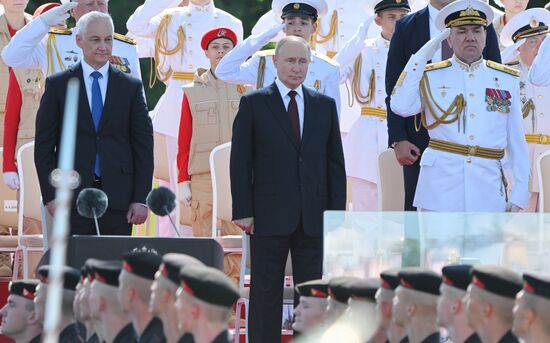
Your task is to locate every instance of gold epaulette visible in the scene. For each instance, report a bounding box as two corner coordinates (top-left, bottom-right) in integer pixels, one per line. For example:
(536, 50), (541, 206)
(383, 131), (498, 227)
(486, 60), (520, 77)
(425, 60), (452, 72)
(114, 33), (137, 45)
(257, 49), (275, 57)
(506, 60), (520, 66)
(49, 28), (71, 35)
(312, 50), (339, 66)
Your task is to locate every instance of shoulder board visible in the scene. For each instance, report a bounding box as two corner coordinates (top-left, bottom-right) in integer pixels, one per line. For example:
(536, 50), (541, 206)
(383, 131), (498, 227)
(505, 60), (520, 66)
(486, 60), (520, 77)
(425, 60), (452, 72)
(257, 49), (275, 57)
(114, 33), (137, 45)
(312, 50), (339, 66)
(49, 28), (72, 35)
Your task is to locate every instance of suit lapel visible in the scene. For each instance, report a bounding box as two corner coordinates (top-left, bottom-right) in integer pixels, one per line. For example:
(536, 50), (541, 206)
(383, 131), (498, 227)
(265, 83), (299, 150)
(98, 65), (118, 131)
(300, 86), (313, 150)
(416, 7), (431, 49)
(73, 63), (95, 132)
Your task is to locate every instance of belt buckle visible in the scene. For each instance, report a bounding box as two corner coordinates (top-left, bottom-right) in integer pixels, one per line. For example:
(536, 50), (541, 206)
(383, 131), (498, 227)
(467, 145), (477, 156)
(540, 135), (548, 144)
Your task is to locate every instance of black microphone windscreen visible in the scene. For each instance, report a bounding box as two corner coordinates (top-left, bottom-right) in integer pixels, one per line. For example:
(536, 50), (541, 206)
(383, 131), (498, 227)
(76, 188), (108, 219)
(146, 186), (176, 216)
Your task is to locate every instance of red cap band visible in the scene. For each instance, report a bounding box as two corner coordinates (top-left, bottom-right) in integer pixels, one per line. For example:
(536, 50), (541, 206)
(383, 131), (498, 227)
(472, 276), (485, 289)
(123, 261), (133, 273)
(442, 275), (454, 286)
(161, 264), (169, 277)
(21, 288), (35, 300)
(401, 279), (414, 289)
(182, 282), (194, 296)
(95, 272), (106, 284)
(310, 288), (328, 298)
(524, 281), (535, 293)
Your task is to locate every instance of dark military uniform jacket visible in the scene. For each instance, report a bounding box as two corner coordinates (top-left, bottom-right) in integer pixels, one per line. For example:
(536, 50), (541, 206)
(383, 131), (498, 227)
(59, 322), (85, 342)
(498, 330), (519, 343)
(138, 317), (166, 343)
(113, 323), (137, 343)
(465, 333), (482, 343)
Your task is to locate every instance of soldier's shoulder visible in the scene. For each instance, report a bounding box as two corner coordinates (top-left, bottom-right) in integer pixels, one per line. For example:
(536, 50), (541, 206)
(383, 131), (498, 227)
(114, 33), (137, 45)
(425, 60), (452, 72)
(312, 50), (339, 67)
(486, 60), (520, 77)
(48, 28), (72, 35)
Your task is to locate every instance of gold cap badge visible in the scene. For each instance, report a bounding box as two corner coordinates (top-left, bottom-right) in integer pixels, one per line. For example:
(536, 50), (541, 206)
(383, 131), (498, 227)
(530, 16), (539, 28)
(293, 3), (300, 9)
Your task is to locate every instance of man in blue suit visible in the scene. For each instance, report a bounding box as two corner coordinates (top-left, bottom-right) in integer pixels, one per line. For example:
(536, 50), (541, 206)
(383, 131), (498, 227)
(385, 0), (501, 210)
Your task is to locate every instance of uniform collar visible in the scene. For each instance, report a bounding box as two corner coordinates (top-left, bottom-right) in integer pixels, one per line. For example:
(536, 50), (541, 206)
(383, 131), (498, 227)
(275, 78), (304, 100)
(453, 55), (484, 72)
(189, 2), (214, 13)
(378, 34), (391, 48)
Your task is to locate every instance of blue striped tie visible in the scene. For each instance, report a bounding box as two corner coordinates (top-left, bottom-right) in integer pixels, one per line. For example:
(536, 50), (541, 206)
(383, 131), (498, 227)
(91, 71), (102, 176)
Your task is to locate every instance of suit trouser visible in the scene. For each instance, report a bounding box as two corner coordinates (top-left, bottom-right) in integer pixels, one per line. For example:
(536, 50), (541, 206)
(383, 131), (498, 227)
(248, 223), (323, 343)
(403, 162), (420, 211)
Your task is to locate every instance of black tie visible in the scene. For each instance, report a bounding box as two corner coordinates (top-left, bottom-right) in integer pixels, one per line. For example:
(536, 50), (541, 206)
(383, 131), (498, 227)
(441, 38), (453, 60)
(287, 90), (300, 142)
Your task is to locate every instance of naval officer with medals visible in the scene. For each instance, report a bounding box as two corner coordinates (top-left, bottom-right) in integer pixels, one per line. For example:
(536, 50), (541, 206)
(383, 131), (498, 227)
(1, 0), (141, 80)
(390, 0), (530, 212)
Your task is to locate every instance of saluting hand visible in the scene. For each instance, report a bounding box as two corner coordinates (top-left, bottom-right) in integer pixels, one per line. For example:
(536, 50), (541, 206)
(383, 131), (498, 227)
(40, 2), (78, 27)
(417, 28), (451, 60)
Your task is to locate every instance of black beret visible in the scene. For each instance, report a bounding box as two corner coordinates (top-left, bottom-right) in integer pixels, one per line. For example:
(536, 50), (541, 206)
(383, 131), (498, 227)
(398, 268), (441, 296)
(348, 278), (380, 301)
(9, 280), (39, 300)
(80, 265), (88, 282)
(328, 276), (360, 303)
(37, 265), (81, 291)
(160, 253), (204, 285)
(522, 273), (550, 300)
(179, 266), (239, 308)
(374, 0), (410, 13)
(282, 3), (318, 20)
(442, 265), (473, 291)
(380, 268), (401, 290)
(295, 279), (329, 298)
(92, 260), (123, 287)
(84, 258), (102, 282)
(471, 265), (522, 299)
(123, 251), (162, 280)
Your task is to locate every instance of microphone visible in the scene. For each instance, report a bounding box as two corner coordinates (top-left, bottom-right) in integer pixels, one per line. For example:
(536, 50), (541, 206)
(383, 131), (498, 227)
(146, 186), (180, 237)
(76, 188), (108, 236)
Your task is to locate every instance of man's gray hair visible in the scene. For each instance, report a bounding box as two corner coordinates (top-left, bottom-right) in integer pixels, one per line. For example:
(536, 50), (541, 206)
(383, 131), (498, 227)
(75, 11), (114, 37)
(275, 36), (311, 59)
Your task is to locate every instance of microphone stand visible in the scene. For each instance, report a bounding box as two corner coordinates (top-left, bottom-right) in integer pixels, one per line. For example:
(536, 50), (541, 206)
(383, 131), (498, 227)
(164, 205), (180, 237)
(93, 208), (101, 236)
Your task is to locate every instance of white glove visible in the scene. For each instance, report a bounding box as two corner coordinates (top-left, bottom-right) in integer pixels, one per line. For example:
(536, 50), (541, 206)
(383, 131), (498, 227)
(417, 28), (451, 60)
(3, 172), (19, 190)
(506, 202), (521, 212)
(253, 23), (285, 45)
(178, 181), (191, 206)
(356, 16), (375, 41)
(501, 38), (526, 65)
(40, 2), (78, 27)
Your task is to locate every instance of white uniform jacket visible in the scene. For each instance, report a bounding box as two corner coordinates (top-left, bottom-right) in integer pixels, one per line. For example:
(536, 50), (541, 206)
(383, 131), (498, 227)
(126, 0), (243, 137)
(335, 35), (389, 182)
(391, 54), (530, 211)
(529, 34), (550, 87)
(1, 18), (141, 80)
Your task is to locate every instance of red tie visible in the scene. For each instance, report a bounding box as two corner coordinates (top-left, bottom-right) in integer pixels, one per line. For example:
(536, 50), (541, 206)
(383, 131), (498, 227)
(441, 39), (453, 60)
(287, 90), (301, 142)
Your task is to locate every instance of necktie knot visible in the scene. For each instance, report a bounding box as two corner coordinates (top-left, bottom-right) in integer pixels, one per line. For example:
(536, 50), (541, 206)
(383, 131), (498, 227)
(91, 71), (101, 81)
(288, 90), (297, 99)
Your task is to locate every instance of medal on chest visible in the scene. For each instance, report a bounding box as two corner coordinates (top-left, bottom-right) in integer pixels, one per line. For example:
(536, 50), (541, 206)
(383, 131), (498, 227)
(485, 88), (511, 113)
(109, 55), (131, 74)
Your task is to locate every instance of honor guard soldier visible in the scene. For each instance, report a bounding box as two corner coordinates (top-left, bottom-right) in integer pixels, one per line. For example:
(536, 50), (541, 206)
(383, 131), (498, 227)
(82, 259), (102, 343)
(176, 265), (240, 343)
(348, 278), (388, 343)
(1, 0), (141, 81)
(334, 0), (409, 210)
(512, 273), (550, 343)
(529, 24), (550, 87)
(491, 0), (528, 50)
(216, 0), (342, 115)
(73, 266), (89, 341)
(438, 265), (481, 343)
(377, 269), (409, 343)
(393, 268), (441, 343)
(118, 251), (166, 343)
(465, 265), (522, 343)
(325, 276), (357, 324)
(126, 0), (243, 204)
(390, 0), (531, 212)
(35, 265), (84, 342)
(294, 279), (330, 334)
(89, 260), (137, 343)
(150, 253), (204, 343)
(0, 280), (42, 343)
(500, 8), (550, 212)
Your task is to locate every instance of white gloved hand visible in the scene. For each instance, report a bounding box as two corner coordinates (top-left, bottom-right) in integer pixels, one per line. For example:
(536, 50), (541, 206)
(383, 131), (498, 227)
(506, 202), (521, 212)
(178, 181), (191, 206)
(501, 38), (526, 65)
(3, 172), (19, 190)
(356, 15), (375, 40)
(254, 23), (286, 43)
(417, 28), (451, 60)
(40, 2), (78, 27)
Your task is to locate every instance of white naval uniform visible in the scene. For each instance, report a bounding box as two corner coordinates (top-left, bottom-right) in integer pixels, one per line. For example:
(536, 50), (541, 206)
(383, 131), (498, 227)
(509, 61), (550, 211)
(529, 34), (550, 87)
(215, 27), (341, 115)
(334, 34), (390, 210)
(390, 54), (531, 211)
(126, 0), (243, 138)
(0, 18), (141, 80)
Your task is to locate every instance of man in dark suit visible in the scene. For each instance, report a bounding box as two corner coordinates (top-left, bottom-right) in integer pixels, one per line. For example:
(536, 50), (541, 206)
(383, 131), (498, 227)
(385, 0), (501, 210)
(34, 11), (153, 235)
(230, 36), (346, 343)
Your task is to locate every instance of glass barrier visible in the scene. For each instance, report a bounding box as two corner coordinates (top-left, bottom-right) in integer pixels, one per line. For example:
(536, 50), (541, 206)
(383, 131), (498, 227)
(323, 211), (550, 278)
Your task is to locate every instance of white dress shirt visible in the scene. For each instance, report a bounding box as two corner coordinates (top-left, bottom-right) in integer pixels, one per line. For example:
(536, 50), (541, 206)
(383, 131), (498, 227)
(275, 78), (305, 137)
(428, 4), (443, 62)
(81, 59), (109, 111)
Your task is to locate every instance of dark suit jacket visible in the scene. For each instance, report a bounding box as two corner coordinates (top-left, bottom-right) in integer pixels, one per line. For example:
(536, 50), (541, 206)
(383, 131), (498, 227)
(385, 6), (502, 150)
(230, 83), (346, 237)
(35, 62), (153, 211)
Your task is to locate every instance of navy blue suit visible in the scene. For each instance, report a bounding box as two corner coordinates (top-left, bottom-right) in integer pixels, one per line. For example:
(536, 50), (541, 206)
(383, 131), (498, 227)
(385, 7), (502, 210)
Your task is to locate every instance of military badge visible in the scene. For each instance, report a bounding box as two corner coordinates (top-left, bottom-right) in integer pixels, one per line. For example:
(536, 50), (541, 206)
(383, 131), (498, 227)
(314, 80), (321, 90)
(109, 55), (131, 74)
(486, 88), (512, 113)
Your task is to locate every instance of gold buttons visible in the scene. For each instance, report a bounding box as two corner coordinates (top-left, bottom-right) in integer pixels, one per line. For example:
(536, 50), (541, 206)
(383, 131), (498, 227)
(469, 74), (474, 78)
(540, 113), (545, 117)
(539, 95), (543, 99)
(467, 158), (472, 163)
(187, 23), (192, 28)
(376, 63), (381, 67)
(469, 93), (474, 98)
(412, 68), (416, 72)
(376, 76), (381, 80)
(469, 135), (475, 141)
(188, 64), (193, 69)
(188, 36), (193, 42)
(189, 50), (193, 55)
(377, 90), (382, 94)
(470, 113), (475, 119)
(339, 20), (344, 24)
